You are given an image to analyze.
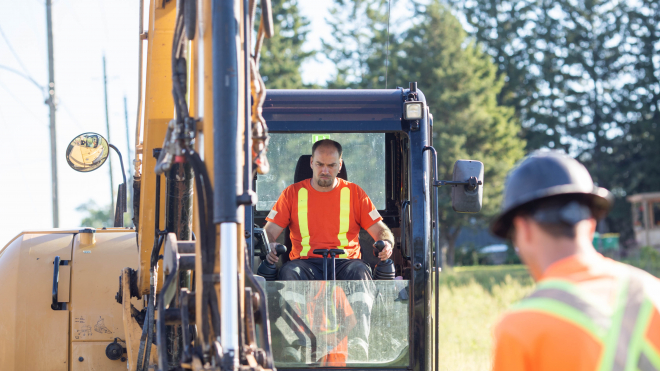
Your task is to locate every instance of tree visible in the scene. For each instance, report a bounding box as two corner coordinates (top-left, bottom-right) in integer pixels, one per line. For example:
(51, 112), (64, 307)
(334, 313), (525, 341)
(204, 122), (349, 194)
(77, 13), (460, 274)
(258, 0), (314, 89)
(77, 200), (113, 228)
(324, 0), (526, 265)
(449, 0), (660, 243)
(77, 200), (132, 228)
(323, 0), (403, 89)
(606, 0), (660, 241)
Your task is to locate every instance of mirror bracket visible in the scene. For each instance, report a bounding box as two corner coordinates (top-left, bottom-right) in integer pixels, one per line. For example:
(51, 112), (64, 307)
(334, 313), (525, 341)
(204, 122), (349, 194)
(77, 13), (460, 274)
(433, 177), (483, 191)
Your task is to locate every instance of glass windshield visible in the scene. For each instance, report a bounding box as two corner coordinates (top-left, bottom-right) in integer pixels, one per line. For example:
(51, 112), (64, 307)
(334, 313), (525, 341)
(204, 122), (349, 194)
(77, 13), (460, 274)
(256, 133), (386, 211)
(261, 280), (409, 367)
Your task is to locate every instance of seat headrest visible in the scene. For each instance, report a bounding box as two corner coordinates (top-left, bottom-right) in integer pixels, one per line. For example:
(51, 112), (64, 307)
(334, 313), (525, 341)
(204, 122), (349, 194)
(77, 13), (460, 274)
(294, 155), (348, 183)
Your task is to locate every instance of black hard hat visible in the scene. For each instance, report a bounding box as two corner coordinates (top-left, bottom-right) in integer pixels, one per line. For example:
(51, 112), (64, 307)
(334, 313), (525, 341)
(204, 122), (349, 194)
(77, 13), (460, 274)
(490, 151), (614, 239)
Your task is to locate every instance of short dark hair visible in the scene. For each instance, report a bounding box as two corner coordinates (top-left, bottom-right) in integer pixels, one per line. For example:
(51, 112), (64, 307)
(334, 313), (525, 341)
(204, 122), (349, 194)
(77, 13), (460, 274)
(312, 139), (342, 158)
(514, 194), (595, 239)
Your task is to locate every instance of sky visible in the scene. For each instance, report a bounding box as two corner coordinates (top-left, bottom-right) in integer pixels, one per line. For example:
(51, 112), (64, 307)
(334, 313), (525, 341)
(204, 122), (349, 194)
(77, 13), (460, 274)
(0, 0), (335, 245)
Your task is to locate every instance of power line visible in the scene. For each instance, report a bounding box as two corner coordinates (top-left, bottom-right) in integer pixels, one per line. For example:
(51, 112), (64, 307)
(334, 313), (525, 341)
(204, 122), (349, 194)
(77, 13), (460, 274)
(0, 65), (46, 95)
(0, 24), (36, 82)
(0, 79), (48, 126)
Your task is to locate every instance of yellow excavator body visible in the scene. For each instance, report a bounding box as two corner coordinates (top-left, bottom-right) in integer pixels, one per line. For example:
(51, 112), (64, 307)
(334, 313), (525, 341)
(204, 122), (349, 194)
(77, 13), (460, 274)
(0, 229), (146, 370)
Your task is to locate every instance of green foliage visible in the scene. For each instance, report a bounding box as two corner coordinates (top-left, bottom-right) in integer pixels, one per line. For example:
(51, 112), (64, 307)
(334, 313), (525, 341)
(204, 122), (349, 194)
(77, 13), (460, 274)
(258, 0), (314, 89)
(76, 200), (132, 228)
(441, 265), (533, 292)
(323, 0), (402, 88)
(402, 3), (525, 265)
(623, 246), (660, 278)
(449, 0), (660, 242)
(435, 265), (534, 370)
(323, 0), (526, 266)
(76, 200), (113, 228)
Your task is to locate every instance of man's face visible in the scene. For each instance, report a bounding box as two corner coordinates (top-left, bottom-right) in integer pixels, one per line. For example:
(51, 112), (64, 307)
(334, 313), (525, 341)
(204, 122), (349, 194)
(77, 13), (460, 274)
(310, 145), (342, 188)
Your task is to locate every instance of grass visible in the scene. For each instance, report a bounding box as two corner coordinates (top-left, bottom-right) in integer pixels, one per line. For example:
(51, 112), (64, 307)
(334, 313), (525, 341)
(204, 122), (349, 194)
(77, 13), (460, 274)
(433, 256), (660, 371)
(435, 265), (535, 371)
(623, 246), (660, 277)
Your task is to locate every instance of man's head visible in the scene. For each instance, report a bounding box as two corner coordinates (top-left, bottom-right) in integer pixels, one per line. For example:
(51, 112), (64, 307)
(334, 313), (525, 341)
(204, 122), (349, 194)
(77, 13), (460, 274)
(510, 195), (598, 277)
(491, 151), (613, 277)
(310, 139), (343, 188)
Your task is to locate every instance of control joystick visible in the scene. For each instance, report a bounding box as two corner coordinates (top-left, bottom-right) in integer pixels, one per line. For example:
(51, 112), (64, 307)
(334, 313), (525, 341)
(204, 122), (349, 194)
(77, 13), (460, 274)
(372, 240), (395, 280)
(257, 244), (287, 281)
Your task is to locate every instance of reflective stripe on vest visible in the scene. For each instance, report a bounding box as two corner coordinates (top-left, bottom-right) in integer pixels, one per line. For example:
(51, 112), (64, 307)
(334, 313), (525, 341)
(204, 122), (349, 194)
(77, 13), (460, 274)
(336, 187), (350, 258)
(298, 188), (311, 257)
(508, 274), (660, 371)
(297, 186), (351, 258)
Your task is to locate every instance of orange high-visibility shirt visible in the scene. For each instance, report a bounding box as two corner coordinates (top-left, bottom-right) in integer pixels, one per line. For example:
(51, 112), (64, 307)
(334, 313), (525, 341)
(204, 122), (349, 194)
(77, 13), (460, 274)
(492, 253), (660, 371)
(266, 178), (382, 260)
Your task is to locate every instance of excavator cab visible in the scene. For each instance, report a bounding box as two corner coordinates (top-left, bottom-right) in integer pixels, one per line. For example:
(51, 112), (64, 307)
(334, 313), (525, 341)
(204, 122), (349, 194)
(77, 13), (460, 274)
(248, 88), (484, 370)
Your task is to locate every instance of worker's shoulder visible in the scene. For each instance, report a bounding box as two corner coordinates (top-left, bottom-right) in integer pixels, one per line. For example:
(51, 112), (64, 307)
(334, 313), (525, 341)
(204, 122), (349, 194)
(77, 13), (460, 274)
(602, 257), (660, 288)
(337, 179), (367, 195)
(283, 179), (311, 193)
(495, 307), (567, 340)
(618, 260), (660, 302)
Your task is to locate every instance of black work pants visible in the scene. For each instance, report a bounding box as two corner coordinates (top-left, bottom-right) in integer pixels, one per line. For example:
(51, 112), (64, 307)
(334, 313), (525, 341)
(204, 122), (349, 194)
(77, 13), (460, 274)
(278, 258), (372, 281)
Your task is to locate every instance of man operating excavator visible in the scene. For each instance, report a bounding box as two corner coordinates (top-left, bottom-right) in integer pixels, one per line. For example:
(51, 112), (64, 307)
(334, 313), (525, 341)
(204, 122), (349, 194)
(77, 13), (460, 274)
(262, 139), (394, 363)
(263, 139), (394, 280)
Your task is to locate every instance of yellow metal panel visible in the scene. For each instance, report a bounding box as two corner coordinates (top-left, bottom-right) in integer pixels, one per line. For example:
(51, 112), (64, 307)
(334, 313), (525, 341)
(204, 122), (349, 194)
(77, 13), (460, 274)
(70, 231), (142, 344)
(0, 233), (72, 370)
(27, 232), (73, 260)
(137, 0), (177, 294)
(71, 342), (127, 371)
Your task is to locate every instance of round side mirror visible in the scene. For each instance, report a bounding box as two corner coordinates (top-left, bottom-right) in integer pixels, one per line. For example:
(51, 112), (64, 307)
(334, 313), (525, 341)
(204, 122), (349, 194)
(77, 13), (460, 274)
(66, 132), (110, 172)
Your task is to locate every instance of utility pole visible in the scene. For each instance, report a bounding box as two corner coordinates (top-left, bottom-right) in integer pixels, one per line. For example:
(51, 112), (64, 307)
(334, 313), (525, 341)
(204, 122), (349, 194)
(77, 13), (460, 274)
(103, 55), (115, 210)
(46, 0), (59, 228)
(123, 95), (132, 222)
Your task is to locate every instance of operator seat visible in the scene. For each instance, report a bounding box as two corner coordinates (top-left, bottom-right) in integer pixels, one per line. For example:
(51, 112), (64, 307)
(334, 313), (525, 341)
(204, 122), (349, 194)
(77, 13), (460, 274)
(280, 155), (348, 265)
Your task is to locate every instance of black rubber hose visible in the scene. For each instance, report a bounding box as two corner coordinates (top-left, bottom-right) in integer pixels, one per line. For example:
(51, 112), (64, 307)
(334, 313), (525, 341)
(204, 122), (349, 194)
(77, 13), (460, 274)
(185, 150), (221, 341)
(185, 151), (211, 342)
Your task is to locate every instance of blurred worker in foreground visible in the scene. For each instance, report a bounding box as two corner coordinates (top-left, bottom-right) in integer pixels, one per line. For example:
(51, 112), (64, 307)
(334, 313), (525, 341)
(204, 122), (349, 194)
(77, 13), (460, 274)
(490, 151), (660, 371)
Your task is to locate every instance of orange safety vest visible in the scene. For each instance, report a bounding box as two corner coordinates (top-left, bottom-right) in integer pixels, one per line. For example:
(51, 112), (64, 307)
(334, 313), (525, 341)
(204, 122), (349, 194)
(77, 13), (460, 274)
(493, 256), (660, 371)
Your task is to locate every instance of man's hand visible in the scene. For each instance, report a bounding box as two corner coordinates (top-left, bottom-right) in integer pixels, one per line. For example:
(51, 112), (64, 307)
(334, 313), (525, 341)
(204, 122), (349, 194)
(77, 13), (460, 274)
(376, 240), (393, 261)
(266, 242), (280, 265)
(366, 221), (395, 261)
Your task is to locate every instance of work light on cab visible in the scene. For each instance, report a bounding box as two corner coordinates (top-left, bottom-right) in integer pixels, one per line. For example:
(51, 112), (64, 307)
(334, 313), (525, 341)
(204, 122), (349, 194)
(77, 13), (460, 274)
(404, 101), (424, 120)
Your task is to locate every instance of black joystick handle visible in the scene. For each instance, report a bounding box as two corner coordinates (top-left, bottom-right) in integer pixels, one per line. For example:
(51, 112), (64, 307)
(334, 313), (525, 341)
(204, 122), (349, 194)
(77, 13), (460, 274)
(272, 244), (287, 258)
(256, 244), (287, 281)
(373, 240), (386, 257)
(373, 240), (395, 280)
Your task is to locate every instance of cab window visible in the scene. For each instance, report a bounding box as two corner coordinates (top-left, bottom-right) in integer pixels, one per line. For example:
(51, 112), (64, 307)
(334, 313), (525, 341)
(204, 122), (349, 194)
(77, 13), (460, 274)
(262, 280), (409, 367)
(256, 133), (386, 211)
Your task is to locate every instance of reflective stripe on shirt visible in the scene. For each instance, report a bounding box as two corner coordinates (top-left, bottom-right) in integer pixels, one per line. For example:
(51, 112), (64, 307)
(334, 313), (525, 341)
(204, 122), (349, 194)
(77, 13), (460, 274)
(336, 187), (350, 258)
(298, 188), (311, 257)
(297, 185), (352, 258)
(509, 272), (660, 371)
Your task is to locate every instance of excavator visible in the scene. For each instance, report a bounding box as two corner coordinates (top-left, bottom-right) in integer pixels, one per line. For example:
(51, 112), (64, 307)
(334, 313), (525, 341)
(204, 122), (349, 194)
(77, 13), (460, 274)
(0, 0), (484, 370)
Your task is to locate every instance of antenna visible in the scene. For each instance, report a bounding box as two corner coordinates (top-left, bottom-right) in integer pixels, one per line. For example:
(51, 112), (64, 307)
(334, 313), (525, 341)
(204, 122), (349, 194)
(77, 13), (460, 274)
(385, 0), (391, 89)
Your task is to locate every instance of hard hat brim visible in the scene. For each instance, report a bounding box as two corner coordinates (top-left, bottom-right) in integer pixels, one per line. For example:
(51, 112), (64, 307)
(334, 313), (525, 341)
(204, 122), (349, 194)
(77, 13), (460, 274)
(490, 185), (613, 239)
